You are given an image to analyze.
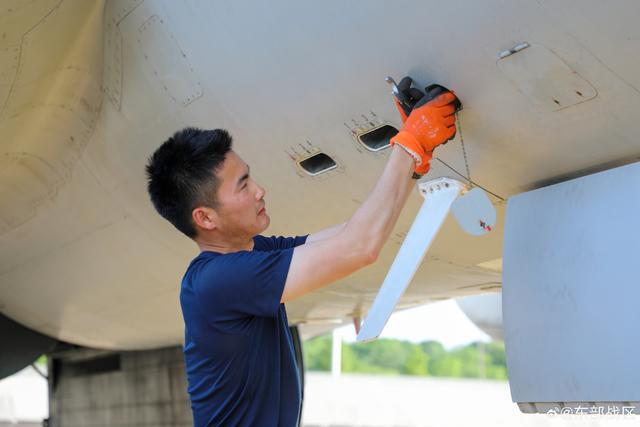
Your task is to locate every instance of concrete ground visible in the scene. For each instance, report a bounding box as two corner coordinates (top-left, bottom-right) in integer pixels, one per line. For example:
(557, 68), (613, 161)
(2, 367), (639, 426)
(301, 373), (639, 427)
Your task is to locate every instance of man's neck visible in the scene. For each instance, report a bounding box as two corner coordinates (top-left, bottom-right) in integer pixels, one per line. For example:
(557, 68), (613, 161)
(196, 236), (255, 254)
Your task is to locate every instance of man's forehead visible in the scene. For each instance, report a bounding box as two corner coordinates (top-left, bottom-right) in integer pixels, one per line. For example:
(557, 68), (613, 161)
(231, 152), (249, 175)
(217, 151), (248, 183)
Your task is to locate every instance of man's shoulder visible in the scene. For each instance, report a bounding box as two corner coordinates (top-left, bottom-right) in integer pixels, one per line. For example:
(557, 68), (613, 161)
(184, 250), (243, 281)
(181, 237), (305, 300)
(183, 247), (278, 289)
(254, 234), (308, 251)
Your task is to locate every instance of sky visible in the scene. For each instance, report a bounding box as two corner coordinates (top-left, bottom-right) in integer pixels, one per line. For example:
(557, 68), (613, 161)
(337, 299), (491, 349)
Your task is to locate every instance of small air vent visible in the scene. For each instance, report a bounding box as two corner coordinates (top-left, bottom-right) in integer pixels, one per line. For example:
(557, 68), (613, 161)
(298, 153), (337, 176)
(357, 124), (398, 152)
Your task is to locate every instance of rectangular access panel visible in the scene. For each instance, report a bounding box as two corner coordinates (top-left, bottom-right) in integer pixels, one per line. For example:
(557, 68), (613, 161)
(503, 161), (640, 414)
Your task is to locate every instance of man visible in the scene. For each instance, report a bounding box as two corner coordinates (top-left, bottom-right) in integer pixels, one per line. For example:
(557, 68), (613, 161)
(145, 81), (458, 426)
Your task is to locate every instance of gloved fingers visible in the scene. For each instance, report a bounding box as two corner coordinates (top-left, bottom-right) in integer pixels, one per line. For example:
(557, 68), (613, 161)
(436, 104), (456, 117)
(442, 115), (456, 127)
(443, 126), (457, 140)
(415, 151), (432, 175)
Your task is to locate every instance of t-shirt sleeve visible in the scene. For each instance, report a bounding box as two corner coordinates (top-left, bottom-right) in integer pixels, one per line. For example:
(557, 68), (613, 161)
(257, 235), (308, 250)
(194, 249), (294, 321)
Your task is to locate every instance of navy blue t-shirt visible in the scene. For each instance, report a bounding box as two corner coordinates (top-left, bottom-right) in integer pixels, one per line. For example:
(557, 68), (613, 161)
(180, 234), (308, 427)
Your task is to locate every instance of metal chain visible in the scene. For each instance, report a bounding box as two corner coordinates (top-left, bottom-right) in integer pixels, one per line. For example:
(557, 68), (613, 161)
(456, 111), (472, 186)
(434, 112), (505, 201)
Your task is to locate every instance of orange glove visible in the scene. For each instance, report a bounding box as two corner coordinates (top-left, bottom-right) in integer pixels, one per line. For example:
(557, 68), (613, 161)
(391, 92), (458, 176)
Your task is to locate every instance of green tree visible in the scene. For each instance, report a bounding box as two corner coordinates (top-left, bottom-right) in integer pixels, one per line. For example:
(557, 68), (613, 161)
(402, 346), (429, 376)
(486, 365), (508, 380)
(341, 342), (356, 372)
(36, 355), (47, 367)
(429, 356), (462, 377)
(485, 341), (507, 366)
(421, 341), (445, 359)
(344, 341), (400, 374)
(303, 335), (331, 371)
(351, 339), (410, 372)
(304, 334), (509, 380)
(453, 345), (483, 378)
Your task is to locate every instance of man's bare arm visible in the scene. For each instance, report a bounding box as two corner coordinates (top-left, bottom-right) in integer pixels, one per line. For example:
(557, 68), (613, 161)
(281, 146), (416, 303)
(281, 87), (459, 303)
(306, 223), (346, 244)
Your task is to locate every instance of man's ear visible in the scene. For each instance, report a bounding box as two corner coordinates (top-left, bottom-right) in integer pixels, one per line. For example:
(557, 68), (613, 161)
(192, 206), (219, 232)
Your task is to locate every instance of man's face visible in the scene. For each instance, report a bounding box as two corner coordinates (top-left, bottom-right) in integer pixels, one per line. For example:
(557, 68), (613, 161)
(212, 151), (270, 239)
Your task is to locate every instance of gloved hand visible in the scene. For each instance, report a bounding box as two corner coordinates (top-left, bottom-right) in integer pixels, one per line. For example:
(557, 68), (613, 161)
(390, 77), (459, 177)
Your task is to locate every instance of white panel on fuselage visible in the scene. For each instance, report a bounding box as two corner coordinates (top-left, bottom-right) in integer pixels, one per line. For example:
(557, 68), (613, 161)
(504, 161), (640, 403)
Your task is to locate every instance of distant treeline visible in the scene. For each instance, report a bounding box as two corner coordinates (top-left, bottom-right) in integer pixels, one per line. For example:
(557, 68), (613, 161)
(303, 336), (508, 380)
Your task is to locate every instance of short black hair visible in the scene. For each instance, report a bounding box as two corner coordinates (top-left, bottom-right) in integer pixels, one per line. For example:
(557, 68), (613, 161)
(145, 127), (233, 238)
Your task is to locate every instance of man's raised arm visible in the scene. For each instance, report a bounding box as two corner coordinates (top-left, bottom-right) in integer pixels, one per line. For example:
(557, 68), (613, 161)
(281, 90), (458, 303)
(306, 222), (346, 244)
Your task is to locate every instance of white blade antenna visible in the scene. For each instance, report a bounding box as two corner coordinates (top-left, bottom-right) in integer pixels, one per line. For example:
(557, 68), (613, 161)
(357, 178), (465, 342)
